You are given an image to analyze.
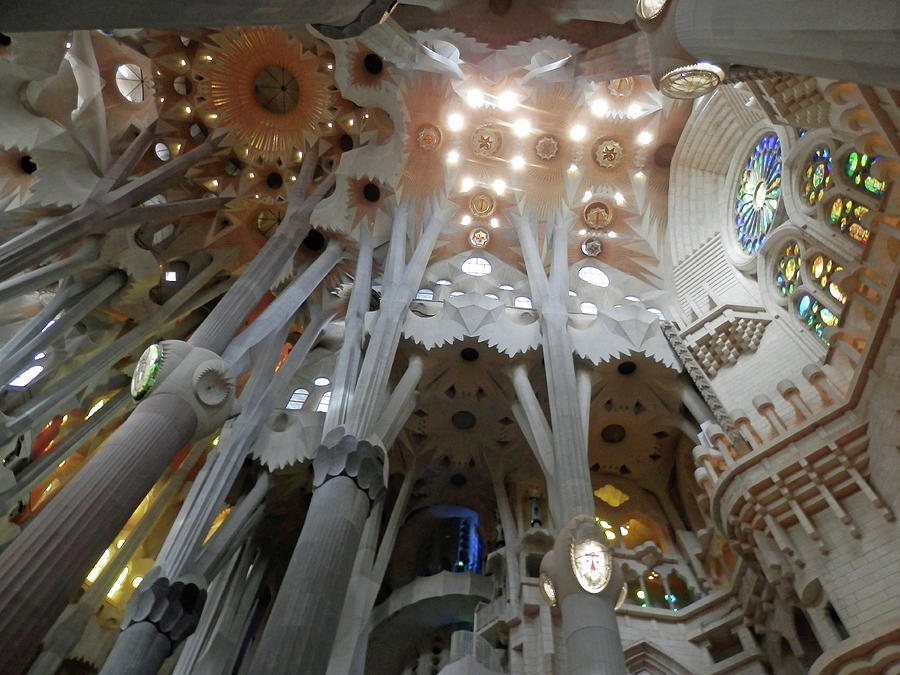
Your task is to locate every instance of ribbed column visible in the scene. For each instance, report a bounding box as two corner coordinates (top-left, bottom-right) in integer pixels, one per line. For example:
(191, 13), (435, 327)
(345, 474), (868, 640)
(674, 0), (900, 88)
(0, 393), (198, 672)
(561, 594), (627, 675)
(249, 476), (371, 675)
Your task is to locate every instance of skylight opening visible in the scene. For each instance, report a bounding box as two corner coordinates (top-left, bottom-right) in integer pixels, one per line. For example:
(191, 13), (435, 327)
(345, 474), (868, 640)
(9, 365), (44, 388)
(577, 266), (610, 287)
(514, 296), (533, 309)
(313, 376), (331, 387)
(580, 302), (598, 315)
(415, 289), (434, 300)
(461, 257), (492, 277)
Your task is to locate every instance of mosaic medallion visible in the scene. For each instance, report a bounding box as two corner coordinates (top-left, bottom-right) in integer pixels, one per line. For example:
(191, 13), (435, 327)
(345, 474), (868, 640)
(535, 135), (559, 161)
(472, 124), (502, 157)
(416, 124), (441, 151)
(469, 228), (490, 248)
(583, 200), (613, 229)
(581, 237), (603, 257)
(469, 192), (496, 219)
(607, 77), (634, 98)
(593, 139), (623, 168)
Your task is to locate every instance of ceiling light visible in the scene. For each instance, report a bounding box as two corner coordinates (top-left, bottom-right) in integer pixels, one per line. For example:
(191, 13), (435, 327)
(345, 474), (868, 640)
(512, 118), (531, 137)
(569, 124), (587, 141)
(614, 191), (625, 205)
(165, 270), (177, 282)
(578, 228), (587, 235)
(327, 63), (333, 70)
(461, 176), (474, 192)
(511, 155), (525, 170)
(582, 190), (592, 203)
(184, 106), (192, 114)
(448, 113), (465, 131)
(466, 89), (484, 108)
(489, 217), (499, 228)
(497, 90), (518, 111)
(627, 103), (642, 118)
(604, 530), (616, 540)
(447, 150), (459, 164)
(492, 178), (506, 195)
(567, 163), (578, 173)
(461, 215), (472, 225)
(607, 231), (617, 238)
(634, 170), (645, 179)
(589, 99), (607, 116)
(637, 130), (654, 145)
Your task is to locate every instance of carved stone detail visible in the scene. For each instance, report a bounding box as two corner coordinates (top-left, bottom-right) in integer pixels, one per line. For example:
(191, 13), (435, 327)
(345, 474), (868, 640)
(123, 570), (206, 652)
(313, 434), (386, 503)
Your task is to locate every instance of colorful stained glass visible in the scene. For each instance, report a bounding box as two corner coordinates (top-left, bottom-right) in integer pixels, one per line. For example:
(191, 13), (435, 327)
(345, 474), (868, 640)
(808, 254), (846, 304)
(828, 196), (870, 245)
(797, 293), (839, 344)
(775, 242), (801, 296)
(801, 147), (831, 205)
(844, 151), (887, 196)
(735, 134), (782, 254)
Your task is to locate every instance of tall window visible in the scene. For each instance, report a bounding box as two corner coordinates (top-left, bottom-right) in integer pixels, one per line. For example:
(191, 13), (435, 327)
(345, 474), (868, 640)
(800, 146), (831, 205)
(285, 387), (309, 410)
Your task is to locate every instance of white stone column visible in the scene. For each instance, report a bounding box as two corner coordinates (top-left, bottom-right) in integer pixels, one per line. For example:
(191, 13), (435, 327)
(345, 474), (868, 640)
(673, 0), (900, 87)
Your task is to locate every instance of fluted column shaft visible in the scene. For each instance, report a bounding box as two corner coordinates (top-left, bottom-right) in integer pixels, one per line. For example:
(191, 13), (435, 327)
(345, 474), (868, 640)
(249, 476), (370, 675)
(674, 0), (900, 88)
(0, 394), (197, 672)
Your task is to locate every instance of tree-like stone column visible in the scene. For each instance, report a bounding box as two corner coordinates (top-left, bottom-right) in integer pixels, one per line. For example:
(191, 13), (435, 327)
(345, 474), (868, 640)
(249, 434), (385, 675)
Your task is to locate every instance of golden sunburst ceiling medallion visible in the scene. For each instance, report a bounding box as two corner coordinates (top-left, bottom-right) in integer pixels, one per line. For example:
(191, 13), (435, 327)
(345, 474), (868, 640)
(593, 139), (623, 168)
(416, 125), (442, 151)
(469, 192), (497, 219)
(472, 124), (502, 157)
(584, 200), (613, 229)
(196, 27), (335, 165)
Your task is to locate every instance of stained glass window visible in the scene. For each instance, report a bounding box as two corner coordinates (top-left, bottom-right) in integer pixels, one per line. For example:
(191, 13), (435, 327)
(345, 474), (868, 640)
(797, 293), (838, 343)
(775, 242), (801, 296)
(844, 151), (886, 196)
(801, 147), (831, 205)
(735, 134), (782, 253)
(808, 254), (847, 304)
(828, 197), (869, 245)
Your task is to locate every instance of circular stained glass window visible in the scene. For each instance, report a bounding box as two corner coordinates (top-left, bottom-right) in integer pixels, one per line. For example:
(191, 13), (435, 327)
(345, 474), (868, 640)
(734, 134), (782, 254)
(469, 228), (489, 248)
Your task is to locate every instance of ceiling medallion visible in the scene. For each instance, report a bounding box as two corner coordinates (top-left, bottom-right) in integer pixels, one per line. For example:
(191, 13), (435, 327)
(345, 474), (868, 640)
(535, 135), (559, 161)
(469, 192), (496, 219)
(659, 62), (725, 100)
(583, 200), (613, 229)
(472, 124), (502, 157)
(582, 238), (603, 257)
(593, 139), (623, 169)
(416, 125), (442, 151)
(607, 77), (634, 98)
(469, 228), (490, 248)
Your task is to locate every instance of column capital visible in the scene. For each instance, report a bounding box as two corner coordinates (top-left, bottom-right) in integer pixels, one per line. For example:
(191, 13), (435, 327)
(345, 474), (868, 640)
(312, 433), (386, 504)
(122, 568), (207, 653)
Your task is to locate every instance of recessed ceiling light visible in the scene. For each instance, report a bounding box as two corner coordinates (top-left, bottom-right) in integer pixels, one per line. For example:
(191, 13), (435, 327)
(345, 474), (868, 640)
(578, 228), (587, 235)
(582, 190), (592, 203)
(589, 99), (608, 116)
(614, 191), (625, 205)
(461, 177), (474, 192)
(634, 170), (645, 179)
(607, 231), (617, 238)
(627, 103), (642, 118)
(447, 150), (459, 164)
(492, 178), (506, 195)
(489, 217), (499, 228)
(448, 113), (465, 131)
(497, 90), (518, 111)
(511, 155), (525, 170)
(466, 89), (484, 107)
(512, 118), (531, 137)
(637, 130), (654, 145)
(569, 124), (587, 141)
(568, 163), (579, 173)
(461, 215), (472, 225)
